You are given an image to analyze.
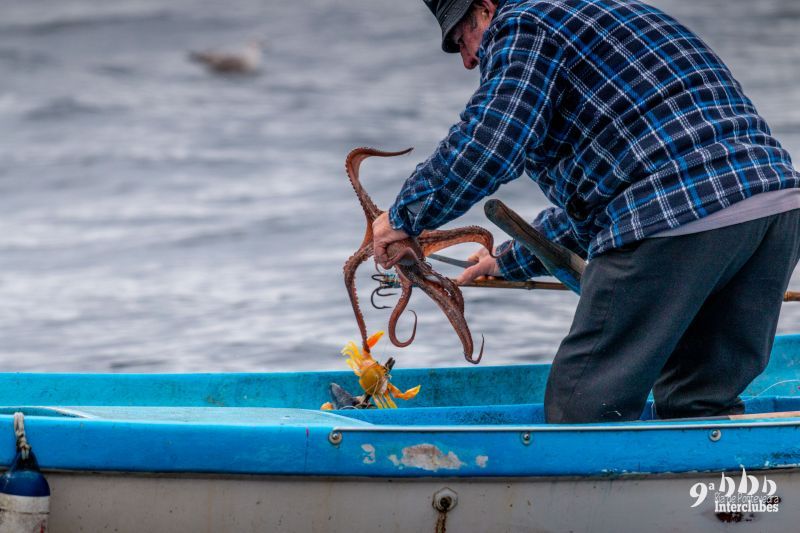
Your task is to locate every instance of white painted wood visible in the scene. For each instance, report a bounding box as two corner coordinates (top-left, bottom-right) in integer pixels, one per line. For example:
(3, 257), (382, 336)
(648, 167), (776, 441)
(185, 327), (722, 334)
(45, 470), (800, 532)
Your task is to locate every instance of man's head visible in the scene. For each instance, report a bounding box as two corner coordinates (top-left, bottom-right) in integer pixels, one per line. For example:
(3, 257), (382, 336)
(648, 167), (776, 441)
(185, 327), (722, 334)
(423, 0), (498, 69)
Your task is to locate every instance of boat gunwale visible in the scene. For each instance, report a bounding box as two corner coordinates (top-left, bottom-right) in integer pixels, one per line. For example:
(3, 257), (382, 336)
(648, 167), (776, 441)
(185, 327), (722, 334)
(331, 417), (800, 433)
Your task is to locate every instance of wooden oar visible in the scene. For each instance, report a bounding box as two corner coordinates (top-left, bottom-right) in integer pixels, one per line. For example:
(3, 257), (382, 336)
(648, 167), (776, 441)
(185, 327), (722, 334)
(665, 410), (800, 422)
(728, 410), (800, 420)
(460, 278), (569, 291)
(484, 199), (584, 294)
(379, 274), (800, 299)
(457, 277), (800, 301)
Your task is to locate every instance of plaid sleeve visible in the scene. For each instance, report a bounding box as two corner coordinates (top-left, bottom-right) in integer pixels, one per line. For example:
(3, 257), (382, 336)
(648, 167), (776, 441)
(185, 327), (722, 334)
(388, 14), (563, 236)
(496, 207), (588, 281)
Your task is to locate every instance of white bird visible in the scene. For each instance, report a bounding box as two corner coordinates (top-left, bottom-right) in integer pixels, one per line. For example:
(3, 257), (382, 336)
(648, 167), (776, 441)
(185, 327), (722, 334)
(189, 39), (265, 75)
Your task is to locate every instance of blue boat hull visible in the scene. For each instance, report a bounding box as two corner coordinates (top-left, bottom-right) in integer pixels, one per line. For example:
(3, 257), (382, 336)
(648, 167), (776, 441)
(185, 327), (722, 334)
(2, 335), (800, 530)
(0, 336), (799, 478)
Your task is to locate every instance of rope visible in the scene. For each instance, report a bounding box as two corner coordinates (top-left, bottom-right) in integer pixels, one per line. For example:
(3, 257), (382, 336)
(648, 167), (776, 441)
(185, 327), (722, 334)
(13, 412), (31, 460)
(750, 379), (800, 398)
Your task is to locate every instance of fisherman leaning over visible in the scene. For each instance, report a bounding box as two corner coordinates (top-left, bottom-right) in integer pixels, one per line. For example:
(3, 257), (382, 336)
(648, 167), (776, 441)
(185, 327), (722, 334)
(373, 0), (800, 423)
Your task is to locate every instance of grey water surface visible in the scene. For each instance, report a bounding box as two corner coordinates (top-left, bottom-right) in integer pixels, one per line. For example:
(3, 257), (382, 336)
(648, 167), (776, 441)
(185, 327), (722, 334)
(1, 0), (799, 372)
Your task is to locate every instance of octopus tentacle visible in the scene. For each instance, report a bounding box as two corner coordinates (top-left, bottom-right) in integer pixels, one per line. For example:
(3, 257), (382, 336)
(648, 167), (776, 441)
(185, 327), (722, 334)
(437, 272), (464, 313)
(401, 264), (482, 363)
(384, 241), (424, 269)
(417, 259), (464, 313)
(387, 274), (417, 348)
(473, 336), (485, 364)
(418, 226), (495, 257)
(344, 244), (374, 352)
(345, 147), (413, 228)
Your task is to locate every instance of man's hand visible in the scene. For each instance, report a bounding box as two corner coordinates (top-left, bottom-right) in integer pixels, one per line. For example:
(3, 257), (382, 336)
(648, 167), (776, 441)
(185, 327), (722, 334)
(456, 247), (501, 284)
(373, 212), (410, 268)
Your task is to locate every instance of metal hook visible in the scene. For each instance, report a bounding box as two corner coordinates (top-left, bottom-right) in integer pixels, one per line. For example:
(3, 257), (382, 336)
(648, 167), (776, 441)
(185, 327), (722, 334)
(370, 286), (395, 309)
(370, 271), (402, 309)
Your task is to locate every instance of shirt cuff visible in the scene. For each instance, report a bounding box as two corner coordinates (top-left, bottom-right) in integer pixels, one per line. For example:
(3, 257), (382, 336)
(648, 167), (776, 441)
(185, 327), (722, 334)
(496, 239), (547, 281)
(388, 203), (422, 237)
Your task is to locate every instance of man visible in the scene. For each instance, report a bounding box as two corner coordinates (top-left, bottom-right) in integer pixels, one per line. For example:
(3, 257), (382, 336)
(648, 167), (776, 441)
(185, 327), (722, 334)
(372, 0), (800, 423)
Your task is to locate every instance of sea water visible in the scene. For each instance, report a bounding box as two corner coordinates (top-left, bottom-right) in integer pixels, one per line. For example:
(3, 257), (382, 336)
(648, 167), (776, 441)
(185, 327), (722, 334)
(0, 0), (799, 371)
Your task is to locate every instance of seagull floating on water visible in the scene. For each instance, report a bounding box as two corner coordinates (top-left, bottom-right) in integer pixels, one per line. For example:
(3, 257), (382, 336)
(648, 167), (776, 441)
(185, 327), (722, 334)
(189, 39), (265, 75)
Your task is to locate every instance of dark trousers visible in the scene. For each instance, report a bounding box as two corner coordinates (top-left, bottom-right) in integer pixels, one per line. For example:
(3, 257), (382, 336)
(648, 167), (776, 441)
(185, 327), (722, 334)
(545, 209), (800, 423)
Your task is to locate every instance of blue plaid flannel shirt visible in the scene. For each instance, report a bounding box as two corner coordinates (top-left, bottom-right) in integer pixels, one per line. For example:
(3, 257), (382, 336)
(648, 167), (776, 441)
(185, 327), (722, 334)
(389, 0), (800, 280)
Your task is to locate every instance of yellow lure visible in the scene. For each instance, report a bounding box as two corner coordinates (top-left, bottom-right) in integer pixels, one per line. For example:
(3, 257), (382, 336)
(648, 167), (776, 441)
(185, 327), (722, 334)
(334, 331), (421, 409)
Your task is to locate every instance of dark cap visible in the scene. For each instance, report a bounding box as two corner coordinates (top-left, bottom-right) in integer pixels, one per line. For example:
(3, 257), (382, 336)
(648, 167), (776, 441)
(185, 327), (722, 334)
(423, 0), (474, 53)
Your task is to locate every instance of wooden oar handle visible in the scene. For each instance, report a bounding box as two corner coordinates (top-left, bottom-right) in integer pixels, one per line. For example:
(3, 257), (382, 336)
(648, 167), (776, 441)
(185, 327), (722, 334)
(730, 410), (800, 420)
(459, 279), (569, 291)
(484, 199), (584, 294)
(668, 410), (800, 422)
(453, 279), (800, 302)
(455, 279), (800, 301)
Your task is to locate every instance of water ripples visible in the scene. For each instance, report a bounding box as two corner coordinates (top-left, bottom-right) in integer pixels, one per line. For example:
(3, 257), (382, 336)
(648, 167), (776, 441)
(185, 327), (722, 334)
(0, 0), (799, 371)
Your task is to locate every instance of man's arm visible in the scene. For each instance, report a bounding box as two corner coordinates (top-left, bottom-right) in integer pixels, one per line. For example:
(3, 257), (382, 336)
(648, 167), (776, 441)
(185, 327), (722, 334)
(388, 15), (564, 236)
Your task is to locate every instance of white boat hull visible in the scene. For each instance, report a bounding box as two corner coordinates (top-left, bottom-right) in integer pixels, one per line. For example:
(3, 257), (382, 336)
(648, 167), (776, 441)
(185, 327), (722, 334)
(47, 469), (800, 532)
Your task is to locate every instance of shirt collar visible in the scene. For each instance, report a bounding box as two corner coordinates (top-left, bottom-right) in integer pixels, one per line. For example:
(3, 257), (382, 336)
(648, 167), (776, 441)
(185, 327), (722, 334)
(478, 0), (512, 62)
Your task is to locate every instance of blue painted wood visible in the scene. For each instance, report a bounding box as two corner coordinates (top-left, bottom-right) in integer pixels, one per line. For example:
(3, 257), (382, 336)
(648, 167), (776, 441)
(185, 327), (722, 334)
(0, 335), (797, 477)
(0, 410), (798, 477)
(0, 365), (549, 409)
(0, 334), (795, 409)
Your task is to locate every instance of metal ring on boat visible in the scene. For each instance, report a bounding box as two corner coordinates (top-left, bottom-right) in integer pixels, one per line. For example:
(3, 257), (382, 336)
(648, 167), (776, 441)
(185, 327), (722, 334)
(328, 430), (343, 445)
(709, 429), (722, 442)
(432, 488), (458, 512)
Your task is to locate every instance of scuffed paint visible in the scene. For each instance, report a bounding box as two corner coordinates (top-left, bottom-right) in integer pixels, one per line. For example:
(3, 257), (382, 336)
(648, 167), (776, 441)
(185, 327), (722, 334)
(475, 455), (489, 468)
(387, 444), (464, 471)
(361, 444), (376, 464)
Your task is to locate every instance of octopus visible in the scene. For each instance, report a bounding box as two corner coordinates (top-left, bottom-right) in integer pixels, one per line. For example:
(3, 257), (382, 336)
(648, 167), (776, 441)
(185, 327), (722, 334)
(343, 146), (494, 364)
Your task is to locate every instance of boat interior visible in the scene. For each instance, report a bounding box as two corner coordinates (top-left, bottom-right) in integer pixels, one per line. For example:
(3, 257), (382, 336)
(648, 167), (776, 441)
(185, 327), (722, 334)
(0, 335), (798, 427)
